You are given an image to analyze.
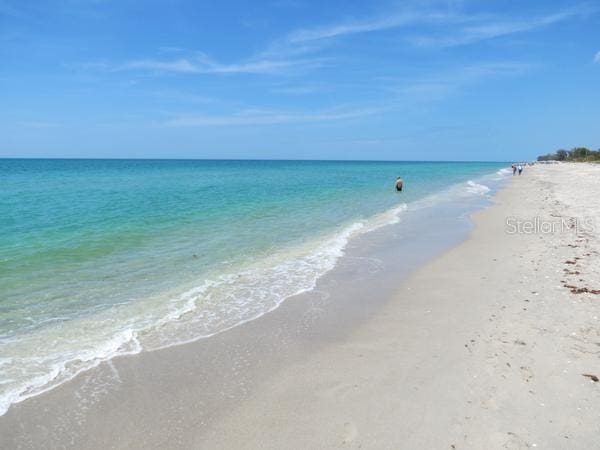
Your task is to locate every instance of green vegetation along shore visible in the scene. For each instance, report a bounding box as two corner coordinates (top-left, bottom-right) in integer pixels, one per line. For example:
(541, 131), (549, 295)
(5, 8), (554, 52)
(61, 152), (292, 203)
(537, 147), (600, 162)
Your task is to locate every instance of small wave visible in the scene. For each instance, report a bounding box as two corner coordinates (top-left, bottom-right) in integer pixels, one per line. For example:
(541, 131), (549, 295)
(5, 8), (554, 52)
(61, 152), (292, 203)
(0, 328), (142, 416)
(492, 167), (513, 180)
(362, 203), (408, 233)
(143, 211), (408, 351)
(465, 180), (491, 195)
(147, 203), (410, 350)
(411, 178), (494, 211)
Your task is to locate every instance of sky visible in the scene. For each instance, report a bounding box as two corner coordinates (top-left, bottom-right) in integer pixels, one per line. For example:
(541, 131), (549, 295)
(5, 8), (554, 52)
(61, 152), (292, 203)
(1, 0), (599, 161)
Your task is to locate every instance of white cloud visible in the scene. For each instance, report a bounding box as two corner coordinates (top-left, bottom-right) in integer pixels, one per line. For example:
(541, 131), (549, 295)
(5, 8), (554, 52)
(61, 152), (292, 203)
(594, 51), (600, 63)
(86, 4), (591, 79)
(257, 5), (589, 65)
(121, 58), (200, 73)
(162, 61), (526, 128)
(286, 13), (420, 43)
(115, 52), (323, 75)
(280, 3), (482, 45)
(164, 107), (380, 127)
(266, 9), (474, 59)
(410, 9), (585, 47)
(384, 62), (531, 101)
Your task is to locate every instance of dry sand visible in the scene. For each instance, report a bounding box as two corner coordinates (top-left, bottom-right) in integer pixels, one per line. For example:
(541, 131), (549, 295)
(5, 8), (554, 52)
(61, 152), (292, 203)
(2, 163), (600, 449)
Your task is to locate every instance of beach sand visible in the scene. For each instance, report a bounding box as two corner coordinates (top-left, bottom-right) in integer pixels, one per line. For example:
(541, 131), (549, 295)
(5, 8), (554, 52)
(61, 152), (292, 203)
(2, 163), (600, 449)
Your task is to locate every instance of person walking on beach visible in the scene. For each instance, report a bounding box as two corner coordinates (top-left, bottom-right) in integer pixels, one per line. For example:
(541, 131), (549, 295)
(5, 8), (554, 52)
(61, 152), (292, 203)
(518, 164), (523, 175)
(512, 164), (517, 175)
(395, 176), (403, 192)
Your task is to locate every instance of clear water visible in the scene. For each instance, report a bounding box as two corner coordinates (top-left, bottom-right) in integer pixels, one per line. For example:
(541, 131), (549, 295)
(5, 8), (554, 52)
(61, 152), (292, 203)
(0, 159), (509, 414)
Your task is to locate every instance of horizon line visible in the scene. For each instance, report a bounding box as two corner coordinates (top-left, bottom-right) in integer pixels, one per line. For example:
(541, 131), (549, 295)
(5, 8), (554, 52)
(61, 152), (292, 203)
(0, 157), (514, 163)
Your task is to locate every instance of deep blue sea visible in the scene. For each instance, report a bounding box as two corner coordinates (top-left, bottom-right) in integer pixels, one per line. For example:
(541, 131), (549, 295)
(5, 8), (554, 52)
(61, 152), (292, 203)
(0, 159), (510, 414)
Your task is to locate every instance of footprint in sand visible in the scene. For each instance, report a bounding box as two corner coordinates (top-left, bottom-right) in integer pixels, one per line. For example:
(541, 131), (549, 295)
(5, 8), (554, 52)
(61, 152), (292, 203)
(343, 422), (358, 444)
(503, 431), (531, 449)
(520, 366), (534, 383)
(319, 381), (356, 400)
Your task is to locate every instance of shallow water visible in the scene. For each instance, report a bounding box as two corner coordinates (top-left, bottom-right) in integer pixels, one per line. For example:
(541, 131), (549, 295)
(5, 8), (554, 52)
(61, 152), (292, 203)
(0, 159), (509, 415)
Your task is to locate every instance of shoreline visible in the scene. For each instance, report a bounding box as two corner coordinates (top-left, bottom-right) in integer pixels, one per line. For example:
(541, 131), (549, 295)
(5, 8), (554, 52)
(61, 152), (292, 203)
(2, 163), (600, 448)
(0, 163), (500, 415)
(197, 163), (600, 449)
(0, 167), (506, 420)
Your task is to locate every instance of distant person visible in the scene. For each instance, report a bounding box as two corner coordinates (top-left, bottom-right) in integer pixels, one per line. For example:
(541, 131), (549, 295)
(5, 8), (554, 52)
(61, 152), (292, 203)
(512, 164), (517, 175)
(518, 164), (523, 175)
(395, 176), (403, 192)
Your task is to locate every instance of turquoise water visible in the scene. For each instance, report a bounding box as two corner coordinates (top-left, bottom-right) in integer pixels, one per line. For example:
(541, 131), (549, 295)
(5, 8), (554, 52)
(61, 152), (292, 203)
(0, 159), (509, 414)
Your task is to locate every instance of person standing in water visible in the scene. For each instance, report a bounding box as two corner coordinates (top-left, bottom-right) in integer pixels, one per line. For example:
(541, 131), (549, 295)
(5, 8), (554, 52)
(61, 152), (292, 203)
(518, 164), (523, 175)
(512, 164), (517, 175)
(395, 176), (403, 191)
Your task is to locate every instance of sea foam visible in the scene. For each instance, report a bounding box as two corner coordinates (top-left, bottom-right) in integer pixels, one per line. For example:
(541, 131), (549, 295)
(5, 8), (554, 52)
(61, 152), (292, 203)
(465, 180), (491, 195)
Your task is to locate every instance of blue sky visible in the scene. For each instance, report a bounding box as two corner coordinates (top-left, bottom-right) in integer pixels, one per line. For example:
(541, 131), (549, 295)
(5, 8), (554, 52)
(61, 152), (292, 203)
(1, 0), (599, 160)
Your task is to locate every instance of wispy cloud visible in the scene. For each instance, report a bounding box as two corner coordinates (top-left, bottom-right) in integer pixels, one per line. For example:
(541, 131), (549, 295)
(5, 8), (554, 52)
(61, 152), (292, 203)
(82, 4), (590, 79)
(384, 62), (532, 101)
(286, 13), (421, 43)
(260, 9), (474, 58)
(67, 2), (589, 134)
(594, 51), (600, 63)
(164, 106), (380, 127)
(409, 9), (586, 47)
(120, 58), (200, 73)
(258, 4), (590, 64)
(281, 5), (480, 45)
(113, 52), (323, 75)
(164, 61), (525, 127)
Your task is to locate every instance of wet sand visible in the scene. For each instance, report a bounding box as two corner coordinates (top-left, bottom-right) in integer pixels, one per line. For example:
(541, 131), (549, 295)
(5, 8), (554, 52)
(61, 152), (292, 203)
(2, 163), (600, 449)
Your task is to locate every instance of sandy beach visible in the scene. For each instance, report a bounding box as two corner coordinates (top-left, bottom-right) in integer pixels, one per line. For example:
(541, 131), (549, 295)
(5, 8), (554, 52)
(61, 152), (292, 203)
(2, 163), (600, 449)
(194, 163), (600, 449)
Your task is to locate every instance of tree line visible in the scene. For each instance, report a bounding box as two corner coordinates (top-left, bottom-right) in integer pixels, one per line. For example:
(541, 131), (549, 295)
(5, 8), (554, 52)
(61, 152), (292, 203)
(537, 147), (600, 162)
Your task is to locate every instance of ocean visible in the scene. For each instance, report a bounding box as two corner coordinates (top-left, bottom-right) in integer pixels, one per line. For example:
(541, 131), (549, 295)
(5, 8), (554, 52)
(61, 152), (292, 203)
(0, 159), (510, 415)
